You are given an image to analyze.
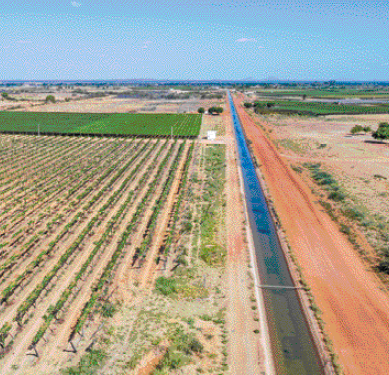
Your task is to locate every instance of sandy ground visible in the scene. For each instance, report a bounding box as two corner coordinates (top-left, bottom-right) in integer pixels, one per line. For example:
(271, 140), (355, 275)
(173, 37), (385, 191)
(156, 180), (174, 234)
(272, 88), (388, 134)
(259, 112), (389, 260)
(235, 97), (389, 375)
(2, 95), (224, 114)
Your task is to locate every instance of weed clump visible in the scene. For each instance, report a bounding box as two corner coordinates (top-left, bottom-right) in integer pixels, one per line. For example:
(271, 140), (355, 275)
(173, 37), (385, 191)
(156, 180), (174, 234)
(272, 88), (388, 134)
(155, 277), (178, 296)
(101, 302), (117, 318)
(154, 330), (203, 373)
(304, 163), (345, 202)
(62, 349), (107, 375)
(199, 145), (226, 266)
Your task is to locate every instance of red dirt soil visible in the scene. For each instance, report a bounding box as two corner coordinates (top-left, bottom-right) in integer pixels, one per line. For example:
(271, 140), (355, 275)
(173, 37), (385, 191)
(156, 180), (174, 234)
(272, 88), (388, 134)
(234, 96), (389, 375)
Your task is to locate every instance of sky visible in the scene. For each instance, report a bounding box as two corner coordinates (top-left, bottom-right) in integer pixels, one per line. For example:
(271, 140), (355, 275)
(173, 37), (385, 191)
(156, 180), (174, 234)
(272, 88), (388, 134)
(1, 0), (389, 81)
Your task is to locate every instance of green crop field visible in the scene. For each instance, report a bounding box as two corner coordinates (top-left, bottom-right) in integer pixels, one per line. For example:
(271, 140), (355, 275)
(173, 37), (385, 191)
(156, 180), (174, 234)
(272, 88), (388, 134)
(0, 112), (202, 137)
(254, 100), (389, 116)
(256, 88), (389, 99)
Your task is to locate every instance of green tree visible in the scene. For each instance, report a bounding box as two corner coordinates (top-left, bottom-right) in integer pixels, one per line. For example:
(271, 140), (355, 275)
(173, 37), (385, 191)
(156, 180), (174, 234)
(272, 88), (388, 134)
(373, 122), (389, 140)
(1, 92), (9, 100)
(45, 95), (56, 103)
(208, 106), (223, 115)
(363, 126), (371, 133)
(350, 125), (364, 134)
(254, 102), (265, 109)
(197, 107), (205, 114)
(244, 102), (253, 108)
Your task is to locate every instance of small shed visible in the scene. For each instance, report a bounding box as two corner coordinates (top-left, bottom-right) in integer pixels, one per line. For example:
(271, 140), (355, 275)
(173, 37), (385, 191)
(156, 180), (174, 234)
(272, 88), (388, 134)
(207, 131), (217, 141)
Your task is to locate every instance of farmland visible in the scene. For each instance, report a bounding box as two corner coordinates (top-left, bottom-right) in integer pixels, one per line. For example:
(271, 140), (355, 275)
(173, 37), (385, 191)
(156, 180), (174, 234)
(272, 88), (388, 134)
(0, 112), (202, 137)
(255, 87), (389, 99)
(252, 100), (389, 116)
(0, 97), (260, 374)
(0, 134), (195, 373)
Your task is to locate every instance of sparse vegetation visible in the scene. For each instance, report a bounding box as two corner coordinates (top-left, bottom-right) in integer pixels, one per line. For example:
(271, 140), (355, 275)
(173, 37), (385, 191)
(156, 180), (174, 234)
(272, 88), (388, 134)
(199, 145), (226, 266)
(61, 349), (107, 375)
(303, 162), (345, 202)
(155, 276), (178, 296)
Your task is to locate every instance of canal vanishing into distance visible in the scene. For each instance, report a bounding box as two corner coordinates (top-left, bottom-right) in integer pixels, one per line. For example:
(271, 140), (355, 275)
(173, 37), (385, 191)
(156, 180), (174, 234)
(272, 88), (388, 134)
(228, 92), (324, 375)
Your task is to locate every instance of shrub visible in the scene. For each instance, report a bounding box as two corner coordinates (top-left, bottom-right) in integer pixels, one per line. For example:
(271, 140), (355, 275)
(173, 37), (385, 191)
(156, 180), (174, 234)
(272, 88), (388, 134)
(291, 165), (302, 173)
(342, 207), (365, 221)
(101, 302), (116, 317)
(340, 224), (351, 235)
(208, 106), (224, 115)
(303, 162), (321, 169)
(200, 244), (225, 266)
(177, 334), (203, 355)
(363, 126), (371, 133)
(328, 191), (345, 202)
(45, 95), (56, 103)
(62, 349), (107, 374)
(155, 276), (177, 296)
(312, 170), (336, 185)
(351, 125), (364, 134)
(373, 122), (389, 140)
(377, 259), (389, 274)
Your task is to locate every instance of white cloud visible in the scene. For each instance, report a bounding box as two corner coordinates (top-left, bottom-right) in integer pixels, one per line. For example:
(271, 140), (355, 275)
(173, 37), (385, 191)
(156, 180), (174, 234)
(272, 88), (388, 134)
(142, 40), (152, 49)
(236, 37), (257, 43)
(71, 1), (82, 7)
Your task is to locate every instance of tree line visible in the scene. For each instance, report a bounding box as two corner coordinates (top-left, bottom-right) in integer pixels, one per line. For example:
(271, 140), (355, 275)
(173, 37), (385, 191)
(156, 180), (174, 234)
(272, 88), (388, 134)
(351, 122), (389, 140)
(197, 106), (224, 115)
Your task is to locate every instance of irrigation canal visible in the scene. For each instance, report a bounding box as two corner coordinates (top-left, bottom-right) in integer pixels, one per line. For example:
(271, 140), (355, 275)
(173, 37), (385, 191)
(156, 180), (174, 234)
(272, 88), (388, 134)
(228, 92), (324, 375)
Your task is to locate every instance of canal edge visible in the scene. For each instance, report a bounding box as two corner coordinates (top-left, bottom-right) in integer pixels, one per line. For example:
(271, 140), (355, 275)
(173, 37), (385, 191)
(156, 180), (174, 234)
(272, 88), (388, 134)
(237, 107), (338, 374)
(228, 96), (276, 375)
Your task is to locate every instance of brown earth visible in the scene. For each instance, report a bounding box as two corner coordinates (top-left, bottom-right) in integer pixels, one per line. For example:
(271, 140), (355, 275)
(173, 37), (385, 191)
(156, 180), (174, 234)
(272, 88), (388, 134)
(234, 96), (389, 375)
(6, 95), (223, 114)
(255, 111), (389, 261)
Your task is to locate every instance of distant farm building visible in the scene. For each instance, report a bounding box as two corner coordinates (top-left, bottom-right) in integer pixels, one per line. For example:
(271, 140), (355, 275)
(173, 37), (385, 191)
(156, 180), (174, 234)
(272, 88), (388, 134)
(207, 130), (217, 140)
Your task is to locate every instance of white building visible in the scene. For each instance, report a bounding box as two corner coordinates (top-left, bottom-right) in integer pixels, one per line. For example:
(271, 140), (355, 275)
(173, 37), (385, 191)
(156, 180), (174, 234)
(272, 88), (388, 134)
(207, 131), (217, 141)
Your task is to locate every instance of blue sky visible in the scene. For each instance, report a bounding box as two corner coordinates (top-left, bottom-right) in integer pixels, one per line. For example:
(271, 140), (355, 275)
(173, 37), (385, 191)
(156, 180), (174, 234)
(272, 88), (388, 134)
(1, 1), (389, 80)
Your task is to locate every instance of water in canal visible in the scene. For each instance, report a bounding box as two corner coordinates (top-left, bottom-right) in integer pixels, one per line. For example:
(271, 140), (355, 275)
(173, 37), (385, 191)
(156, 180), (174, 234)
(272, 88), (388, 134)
(228, 92), (324, 375)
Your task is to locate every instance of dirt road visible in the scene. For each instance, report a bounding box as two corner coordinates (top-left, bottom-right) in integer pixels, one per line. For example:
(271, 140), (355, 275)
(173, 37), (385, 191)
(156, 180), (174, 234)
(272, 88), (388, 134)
(234, 97), (389, 375)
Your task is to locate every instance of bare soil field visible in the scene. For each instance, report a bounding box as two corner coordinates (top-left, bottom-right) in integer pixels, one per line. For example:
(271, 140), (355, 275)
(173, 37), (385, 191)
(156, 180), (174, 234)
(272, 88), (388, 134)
(1, 92), (223, 115)
(236, 97), (389, 375)
(258, 112), (389, 262)
(23, 97), (194, 114)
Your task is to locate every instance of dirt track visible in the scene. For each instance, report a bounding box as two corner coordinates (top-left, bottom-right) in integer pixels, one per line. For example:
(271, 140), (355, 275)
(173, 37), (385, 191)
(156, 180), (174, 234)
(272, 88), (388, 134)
(234, 97), (389, 375)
